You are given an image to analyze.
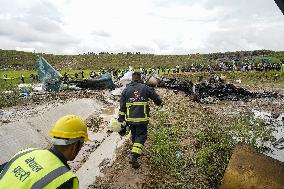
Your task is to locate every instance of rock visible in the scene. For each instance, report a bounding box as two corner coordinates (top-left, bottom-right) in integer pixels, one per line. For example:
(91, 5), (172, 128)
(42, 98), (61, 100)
(221, 143), (284, 189)
(235, 79), (242, 84)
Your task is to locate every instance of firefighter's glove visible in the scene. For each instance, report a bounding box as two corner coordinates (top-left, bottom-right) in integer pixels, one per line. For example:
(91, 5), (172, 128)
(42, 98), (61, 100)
(118, 115), (125, 122)
(118, 122), (129, 137)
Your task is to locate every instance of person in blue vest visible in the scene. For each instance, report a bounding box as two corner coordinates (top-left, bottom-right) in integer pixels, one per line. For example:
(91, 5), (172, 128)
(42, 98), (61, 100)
(0, 115), (90, 189)
(118, 72), (162, 168)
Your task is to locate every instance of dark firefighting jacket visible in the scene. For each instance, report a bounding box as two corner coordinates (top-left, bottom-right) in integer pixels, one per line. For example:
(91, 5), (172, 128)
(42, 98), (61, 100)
(118, 80), (162, 125)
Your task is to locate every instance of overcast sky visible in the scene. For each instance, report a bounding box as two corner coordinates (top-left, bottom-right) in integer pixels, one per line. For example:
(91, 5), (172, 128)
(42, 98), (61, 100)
(0, 0), (283, 55)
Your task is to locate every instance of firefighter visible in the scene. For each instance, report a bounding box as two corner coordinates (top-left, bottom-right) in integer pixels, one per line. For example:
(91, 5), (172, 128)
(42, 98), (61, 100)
(0, 115), (90, 189)
(118, 72), (162, 168)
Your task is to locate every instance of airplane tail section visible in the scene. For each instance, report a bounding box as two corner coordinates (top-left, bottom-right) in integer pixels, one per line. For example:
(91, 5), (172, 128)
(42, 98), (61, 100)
(35, 57), (62, 92)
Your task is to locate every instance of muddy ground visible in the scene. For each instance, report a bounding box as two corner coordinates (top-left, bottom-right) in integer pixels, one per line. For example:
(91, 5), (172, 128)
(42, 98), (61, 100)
(0, 89), (122, 188)
(1, 84), (284, 189)
(0, 90), (110, 124)
(93, 85), (284, 189)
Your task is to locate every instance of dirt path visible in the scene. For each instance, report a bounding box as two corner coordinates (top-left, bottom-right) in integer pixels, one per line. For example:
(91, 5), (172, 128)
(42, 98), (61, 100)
(93, 141), (151, 189)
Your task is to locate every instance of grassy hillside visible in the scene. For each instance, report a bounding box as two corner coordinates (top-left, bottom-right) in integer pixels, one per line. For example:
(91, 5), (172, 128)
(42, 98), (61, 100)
(1, 49), (284, 70)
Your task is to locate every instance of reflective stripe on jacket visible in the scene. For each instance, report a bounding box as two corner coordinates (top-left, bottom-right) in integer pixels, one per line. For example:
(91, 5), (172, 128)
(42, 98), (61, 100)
(0, 148), (78, 189)
(119, 80), (162, 124)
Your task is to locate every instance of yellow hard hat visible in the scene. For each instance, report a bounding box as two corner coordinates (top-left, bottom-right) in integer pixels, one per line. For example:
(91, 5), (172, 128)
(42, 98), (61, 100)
(48, 115), (89, 141)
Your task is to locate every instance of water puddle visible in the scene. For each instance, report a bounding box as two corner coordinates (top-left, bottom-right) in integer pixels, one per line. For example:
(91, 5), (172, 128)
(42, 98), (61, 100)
(252, 110), (284, 162)
(71, 101), (126, 188)
(75, 132), (126, 188)
(101, 106), (115, 115)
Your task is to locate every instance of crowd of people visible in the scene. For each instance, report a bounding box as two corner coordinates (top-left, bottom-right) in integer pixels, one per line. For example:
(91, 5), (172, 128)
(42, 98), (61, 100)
(2, 60), (284, 85)
(178, 61), (284, 72)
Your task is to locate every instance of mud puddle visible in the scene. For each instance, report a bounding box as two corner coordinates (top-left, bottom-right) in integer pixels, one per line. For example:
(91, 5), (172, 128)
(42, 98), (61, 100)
(75, 132), (127, 188)
(101, 106), (115, 115)
(252, 110), (284, 162)
(69, 100), (128, 188)
(270, 126), (284, 162)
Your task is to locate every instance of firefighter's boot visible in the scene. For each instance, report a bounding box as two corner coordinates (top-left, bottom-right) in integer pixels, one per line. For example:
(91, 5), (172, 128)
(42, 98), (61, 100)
(129, 154), (140, 169)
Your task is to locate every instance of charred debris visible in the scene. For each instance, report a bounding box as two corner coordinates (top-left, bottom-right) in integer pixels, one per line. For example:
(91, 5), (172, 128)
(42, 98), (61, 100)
(147, 75), (281, 103)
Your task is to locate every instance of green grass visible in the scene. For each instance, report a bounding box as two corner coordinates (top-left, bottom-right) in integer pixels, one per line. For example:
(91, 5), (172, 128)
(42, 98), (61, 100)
(0, 69), (101, 108)
(2, 70), (282, 90)
(224, 71), (284, 88)
(194, 117), (274, 187)
(1, 49), (284, 70)
(0, 89), (22, 108)
(146, 92), (275, 188)
(149, 109), (185, 171)
(0, 70), (36, 90)
(0, 69), (104, 90)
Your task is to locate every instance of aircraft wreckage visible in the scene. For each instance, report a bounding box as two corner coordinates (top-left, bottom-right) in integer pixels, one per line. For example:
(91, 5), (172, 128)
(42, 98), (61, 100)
(146, 75), (282, 103)
(34, 57), (281, 103)
(35, 57), (115, 92)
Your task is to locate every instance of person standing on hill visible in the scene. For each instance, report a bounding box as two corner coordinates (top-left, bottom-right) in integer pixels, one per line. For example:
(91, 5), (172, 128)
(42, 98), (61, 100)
(118, 72), (163, 168)
(20, 75), (25, 83)
(30, 74), (36, 83)
(74, 72), (79, 79)
(3, 74), (7, 81)
(81, 71), (84, 79)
